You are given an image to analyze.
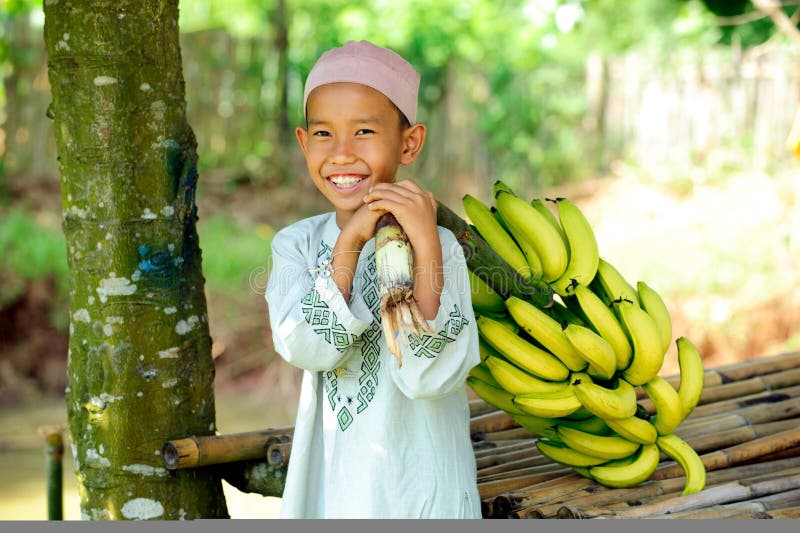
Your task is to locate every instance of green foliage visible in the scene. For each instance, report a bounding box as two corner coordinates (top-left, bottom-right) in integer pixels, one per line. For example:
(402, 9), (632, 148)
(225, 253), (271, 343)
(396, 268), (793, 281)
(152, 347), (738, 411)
(197, 213), (273, 295)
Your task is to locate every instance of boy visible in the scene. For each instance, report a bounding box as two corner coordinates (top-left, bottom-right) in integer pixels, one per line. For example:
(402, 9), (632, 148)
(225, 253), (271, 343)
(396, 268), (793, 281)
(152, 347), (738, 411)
(265, 40), (481, 518)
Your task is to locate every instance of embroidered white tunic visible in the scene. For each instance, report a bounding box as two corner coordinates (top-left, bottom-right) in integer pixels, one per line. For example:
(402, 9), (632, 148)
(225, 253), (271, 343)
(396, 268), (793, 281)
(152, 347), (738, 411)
(265, 212), (481, 519)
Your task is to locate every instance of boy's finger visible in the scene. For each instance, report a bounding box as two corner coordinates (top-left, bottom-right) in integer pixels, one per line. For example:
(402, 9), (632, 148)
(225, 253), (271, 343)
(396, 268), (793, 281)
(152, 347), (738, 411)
(365, 186), (416, 204)
(393, 179), (423, 193)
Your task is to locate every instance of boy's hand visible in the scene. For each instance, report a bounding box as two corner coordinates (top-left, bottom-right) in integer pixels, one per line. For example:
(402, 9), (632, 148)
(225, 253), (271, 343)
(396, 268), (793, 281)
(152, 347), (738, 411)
(363, 179), (443, 320)
(362, 179), (439, 250)
(339, 201), (386, 250)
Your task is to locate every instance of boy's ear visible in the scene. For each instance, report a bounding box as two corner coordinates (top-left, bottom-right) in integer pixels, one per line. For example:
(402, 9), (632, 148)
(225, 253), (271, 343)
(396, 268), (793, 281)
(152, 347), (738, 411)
(400, 123), (427, 165)
(295, 126), (309, 154)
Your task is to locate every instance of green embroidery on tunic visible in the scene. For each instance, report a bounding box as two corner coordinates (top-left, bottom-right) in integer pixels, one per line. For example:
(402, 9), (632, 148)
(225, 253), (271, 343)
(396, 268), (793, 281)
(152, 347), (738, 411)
(407, 304), (468, 358)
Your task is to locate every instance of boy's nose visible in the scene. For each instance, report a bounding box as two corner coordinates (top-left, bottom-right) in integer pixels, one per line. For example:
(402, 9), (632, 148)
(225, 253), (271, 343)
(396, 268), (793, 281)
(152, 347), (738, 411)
(328, 137), (357, 164)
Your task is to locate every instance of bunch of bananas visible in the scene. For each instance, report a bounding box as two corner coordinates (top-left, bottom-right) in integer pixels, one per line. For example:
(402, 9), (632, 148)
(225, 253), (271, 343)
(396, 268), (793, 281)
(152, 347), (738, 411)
(464, 182), (706, 494)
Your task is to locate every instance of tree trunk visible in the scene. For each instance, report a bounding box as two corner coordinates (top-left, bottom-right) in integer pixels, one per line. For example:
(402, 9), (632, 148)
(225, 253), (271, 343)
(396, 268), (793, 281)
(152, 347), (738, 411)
(43, 0), (228, 520)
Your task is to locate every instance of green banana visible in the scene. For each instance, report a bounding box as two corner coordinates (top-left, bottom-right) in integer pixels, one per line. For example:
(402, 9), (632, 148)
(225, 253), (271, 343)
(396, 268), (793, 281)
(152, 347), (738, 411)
(556, 425), (641, 460)
(468, 361), (501, 388)
(573, 284), (632, 370)
(642, 375), (684, 436)
(463, 194), (532, 280)
(656, 433), (706, 495)
(551, 199), (600, 297)
(484, 356), (569, 396)
(558, 415), (612, 436)
(505, 296), (588, 372)
(604, 415), (658, 445)
(637, 280), (672, 355)
(676, 336), (704, 419)
(476, 315), (570, 382)
(467, 268), (506, 315)
(513, 387), (583, 418)
(492, 179), (516, 196)
(595, 258), (639, 305)
(495, 190), (569, 282)
(563, 323), (616, 380)
(466, 375), (526, 416)
(536, 439), (610, 467)
(511, 413), (560, 440)
(616, 299), (666, 386)
(587, 443), (660, 488)
(571, 375), (637, 420)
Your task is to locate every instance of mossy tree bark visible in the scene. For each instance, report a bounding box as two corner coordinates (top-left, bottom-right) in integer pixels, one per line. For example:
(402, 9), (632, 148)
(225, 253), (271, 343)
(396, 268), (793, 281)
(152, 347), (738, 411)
(43, 0), (228, 520)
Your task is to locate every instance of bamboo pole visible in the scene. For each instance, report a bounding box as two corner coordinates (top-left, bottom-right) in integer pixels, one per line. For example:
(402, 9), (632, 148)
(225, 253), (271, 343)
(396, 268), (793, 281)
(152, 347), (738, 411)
(476, 444), (542, 470)
(478, 454), (552, 478)
(38, 425), (64, 521)
(469, 399), (496, 418)
(741, 506), (800, 519)
(470, 410), (519, 435)
(602, 471), (800, 519)
(478, 470), (574, 500)
(681, 418), (800, 455)
(161, 428), (292, 470)
(653, 486), (800, 519)
(682, 384), (800, 419)
(490, 474), (595, 517)
(518, 457), (800, 519)
(474, 440), (536, 460)
(266, 438), (292, 468)
(679, 396), (800, 432)
(478, 462), (569, 483)
(653, 426), (800, 480)
(480, 427), (534, 441)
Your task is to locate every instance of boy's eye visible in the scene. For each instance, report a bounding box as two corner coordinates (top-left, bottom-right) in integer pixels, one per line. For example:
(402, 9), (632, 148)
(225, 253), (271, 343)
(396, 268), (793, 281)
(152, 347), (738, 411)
(313, 130), (331, 137)
(356, 129), (375, 135)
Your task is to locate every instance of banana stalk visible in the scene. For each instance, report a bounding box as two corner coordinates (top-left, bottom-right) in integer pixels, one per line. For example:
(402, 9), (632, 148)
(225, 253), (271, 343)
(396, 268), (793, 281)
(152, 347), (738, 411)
(374, 213), (434, 367)
(435, 200), (554, 308)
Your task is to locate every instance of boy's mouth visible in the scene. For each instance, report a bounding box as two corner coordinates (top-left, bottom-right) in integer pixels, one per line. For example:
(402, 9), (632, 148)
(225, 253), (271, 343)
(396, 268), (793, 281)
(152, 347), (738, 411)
(327, 174), (367, 191)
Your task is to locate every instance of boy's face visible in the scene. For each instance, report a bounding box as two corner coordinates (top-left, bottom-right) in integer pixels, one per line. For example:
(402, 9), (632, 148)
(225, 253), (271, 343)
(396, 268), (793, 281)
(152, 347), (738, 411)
(296, 82), (422, 221)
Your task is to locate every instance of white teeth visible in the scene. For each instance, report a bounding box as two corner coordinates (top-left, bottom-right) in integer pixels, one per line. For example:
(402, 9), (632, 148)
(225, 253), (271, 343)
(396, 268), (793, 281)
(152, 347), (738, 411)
(330, 176), (363, 187)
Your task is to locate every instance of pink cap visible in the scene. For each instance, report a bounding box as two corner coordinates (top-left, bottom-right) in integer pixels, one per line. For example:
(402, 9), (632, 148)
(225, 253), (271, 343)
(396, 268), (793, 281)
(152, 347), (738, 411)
(303, 40), (420, 124)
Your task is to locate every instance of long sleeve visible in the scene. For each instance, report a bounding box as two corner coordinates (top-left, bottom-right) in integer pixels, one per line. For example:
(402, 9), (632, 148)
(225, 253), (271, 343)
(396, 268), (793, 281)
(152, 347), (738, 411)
(266, 219), (371, 372)
(388, 227), (480, 400)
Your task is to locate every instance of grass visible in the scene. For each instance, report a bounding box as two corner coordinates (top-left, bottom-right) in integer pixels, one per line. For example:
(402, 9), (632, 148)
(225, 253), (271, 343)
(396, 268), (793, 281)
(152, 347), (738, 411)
(197, 213), (274, 297)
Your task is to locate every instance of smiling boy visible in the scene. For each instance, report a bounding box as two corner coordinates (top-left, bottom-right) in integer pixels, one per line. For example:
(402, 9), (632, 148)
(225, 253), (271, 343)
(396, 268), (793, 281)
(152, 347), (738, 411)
(265, 40), (481, 518)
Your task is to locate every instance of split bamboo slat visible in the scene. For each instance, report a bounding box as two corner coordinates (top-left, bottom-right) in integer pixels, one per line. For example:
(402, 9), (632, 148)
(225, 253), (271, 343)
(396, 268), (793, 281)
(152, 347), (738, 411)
(470, 351), (800, 518)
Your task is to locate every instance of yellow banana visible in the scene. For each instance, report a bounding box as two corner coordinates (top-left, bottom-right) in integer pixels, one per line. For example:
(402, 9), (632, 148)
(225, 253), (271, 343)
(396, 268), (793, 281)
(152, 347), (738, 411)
(563, 323), (616, 380)
(551, 199), (600, 297)
(531, 198), (567, 241)
(604, 415), (658, 445)
(505, 296), (588, 372)
(511, 413), (561, 440)
(616, 299), (665, 386)
(588, 443), (660, 488)
(492, 179), (516, 197)
(676, 336), (704, 419)
(477, 315), (570, 382)
(573, 284), (632, 370)
(468, 361), (500, 388)
(571, 376), (637, 420)
(513, 387), (583, 418)
(492, 206), (544, 278)
(656, 433), (706, 495)
(467, 268), (506, 315)
(478, 336), (503, 362)
(463, 194), (532, 280)
(536, 439), (610, 467)
(556, 425), (640, 460)
(636, 280), (672, 355)
(484, 356), (569, 396)
(495, 190), (569, 282)
(466, 376), (526, 416)
(595, 258), (639, 305)
(642, 375), (684, 436)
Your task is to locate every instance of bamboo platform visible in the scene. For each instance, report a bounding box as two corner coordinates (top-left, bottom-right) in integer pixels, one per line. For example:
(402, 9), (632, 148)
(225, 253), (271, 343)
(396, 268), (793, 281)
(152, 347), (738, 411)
(469, 351), (800, 518)
(160, 350), (800, 518)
